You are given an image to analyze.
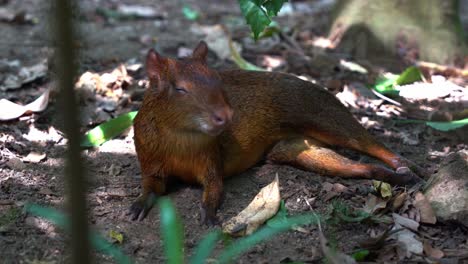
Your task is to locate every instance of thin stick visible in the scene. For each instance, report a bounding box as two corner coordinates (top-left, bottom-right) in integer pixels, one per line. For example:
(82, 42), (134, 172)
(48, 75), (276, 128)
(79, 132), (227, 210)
(53, 0), (91, 263)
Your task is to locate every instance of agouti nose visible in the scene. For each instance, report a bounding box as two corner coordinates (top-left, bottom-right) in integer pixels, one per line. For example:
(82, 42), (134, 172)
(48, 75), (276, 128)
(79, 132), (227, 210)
(212, 109), (233, 127)
(213, 114), (225, 126)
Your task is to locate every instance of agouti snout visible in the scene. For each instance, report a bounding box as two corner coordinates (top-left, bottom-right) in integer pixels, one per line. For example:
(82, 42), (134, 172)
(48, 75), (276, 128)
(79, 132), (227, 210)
(130, 41), (424, 224)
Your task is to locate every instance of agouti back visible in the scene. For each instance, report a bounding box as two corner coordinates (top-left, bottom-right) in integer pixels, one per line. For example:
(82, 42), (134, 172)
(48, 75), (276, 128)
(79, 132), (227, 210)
(130, 41), (423, 224)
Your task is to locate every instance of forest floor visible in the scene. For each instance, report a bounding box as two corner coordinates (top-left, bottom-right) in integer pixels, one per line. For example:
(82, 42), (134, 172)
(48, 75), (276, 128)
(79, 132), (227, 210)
(0, 0), (467, 263)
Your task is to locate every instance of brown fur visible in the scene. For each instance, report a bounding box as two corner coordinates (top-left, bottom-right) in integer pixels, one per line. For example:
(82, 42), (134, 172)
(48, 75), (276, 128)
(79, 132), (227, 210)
(129, 41), (423, 224)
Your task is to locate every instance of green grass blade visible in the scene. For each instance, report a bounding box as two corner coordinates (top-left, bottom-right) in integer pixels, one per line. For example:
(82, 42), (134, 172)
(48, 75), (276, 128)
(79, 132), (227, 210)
(81, 111), (138, 148)
(266, 200), (288, 228)
(25, 204), (132, 264)
(426, 118), (468, 131)
(397, 118), (468, 131)
(217, 214), (319, 264)
(159, 198), (184, 264)
(189, 230), (223, 264)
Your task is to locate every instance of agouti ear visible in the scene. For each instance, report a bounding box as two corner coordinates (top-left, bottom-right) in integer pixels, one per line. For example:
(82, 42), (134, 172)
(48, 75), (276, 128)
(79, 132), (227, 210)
(146, 49), (168, 82)
(192, 41), (208, 63)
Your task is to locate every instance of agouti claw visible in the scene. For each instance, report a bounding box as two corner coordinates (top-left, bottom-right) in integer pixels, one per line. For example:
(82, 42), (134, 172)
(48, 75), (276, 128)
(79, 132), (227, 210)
(129, 193), (157, 221)
(201, 207), (220, 226)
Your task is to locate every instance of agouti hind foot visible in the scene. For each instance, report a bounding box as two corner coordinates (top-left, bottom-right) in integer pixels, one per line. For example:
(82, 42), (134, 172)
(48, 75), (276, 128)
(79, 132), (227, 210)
(268, 137), (424, 186)
(128, 192), (157, 221)
(393, 167), (425, 186)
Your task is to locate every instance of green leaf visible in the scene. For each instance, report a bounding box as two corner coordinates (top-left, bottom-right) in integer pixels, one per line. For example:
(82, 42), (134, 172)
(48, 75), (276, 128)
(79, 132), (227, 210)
(229, 38), (266, 71)
(81, 111), (138, 148)
(182, 5), (199, 21)
(159, 198), (184, 264)
(397, 118), (468, 131)
(238, 0), (271, 39)
(395, 66), (423, 86)
(264, 0), (288, 16)
(25, 204), (132, 264)
(351, 249), (370, 261)
(373, 74), (399, 95)
(217, 214), (319, 264)
(189, 230), (223, 264)
(373, 66), (423, 96)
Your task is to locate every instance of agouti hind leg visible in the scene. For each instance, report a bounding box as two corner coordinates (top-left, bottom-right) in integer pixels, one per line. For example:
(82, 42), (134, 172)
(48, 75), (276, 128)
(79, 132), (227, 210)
(305, 127), (427, 178)
(267, 137), (421, 185)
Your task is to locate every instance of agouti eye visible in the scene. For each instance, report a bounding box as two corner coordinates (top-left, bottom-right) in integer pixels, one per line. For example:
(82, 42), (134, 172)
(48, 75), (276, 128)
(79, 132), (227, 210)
(175, 87), (188, 94)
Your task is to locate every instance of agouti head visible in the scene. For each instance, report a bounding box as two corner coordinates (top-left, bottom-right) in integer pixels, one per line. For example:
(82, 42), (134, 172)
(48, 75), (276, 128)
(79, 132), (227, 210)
(145, 41), (233, 136)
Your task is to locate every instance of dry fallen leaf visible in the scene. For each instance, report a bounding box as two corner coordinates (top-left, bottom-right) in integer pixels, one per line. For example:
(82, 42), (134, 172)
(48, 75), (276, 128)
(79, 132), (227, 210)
(392, 213), (419, 232)
(108, 229), (124, 244)
(22, 152), (46, 163)
(423, 241), (444, 259)
(373, 180), (392, 199)
(393, 228), (423, 258)
(0, 88), (50, 121)
(414, 192), (437, 224)
(190, 24), (242, 61)
(392, 192), (407, 211)
(363, 194), (388, 214)
(222, 175), (280, 236)
(116, 4), (166, 19)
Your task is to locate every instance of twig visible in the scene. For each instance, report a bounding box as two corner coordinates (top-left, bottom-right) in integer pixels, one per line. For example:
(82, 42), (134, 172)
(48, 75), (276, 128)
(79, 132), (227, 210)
(371, 89), (402, 106)
(279, 31), (310, 61)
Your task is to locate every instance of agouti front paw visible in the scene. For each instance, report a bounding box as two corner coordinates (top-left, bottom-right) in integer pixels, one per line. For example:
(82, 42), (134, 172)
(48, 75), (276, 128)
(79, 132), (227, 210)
(201, 206), (220, 226)
(128, 193), (157, 221)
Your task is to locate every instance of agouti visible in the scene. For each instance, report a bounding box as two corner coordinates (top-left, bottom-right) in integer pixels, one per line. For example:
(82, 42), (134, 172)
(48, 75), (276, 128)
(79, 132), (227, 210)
(130, 41), (423, 224)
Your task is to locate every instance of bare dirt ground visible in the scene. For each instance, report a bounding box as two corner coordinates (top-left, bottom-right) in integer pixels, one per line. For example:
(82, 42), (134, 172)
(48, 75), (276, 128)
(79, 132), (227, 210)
(1, 0), (467, 263)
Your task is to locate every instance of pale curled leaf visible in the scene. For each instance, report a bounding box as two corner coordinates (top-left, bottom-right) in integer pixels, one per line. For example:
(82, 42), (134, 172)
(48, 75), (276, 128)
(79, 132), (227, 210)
(0, 88), (50, 121)
(223, 174), (280, 236)
(22, 152), (46, 163)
